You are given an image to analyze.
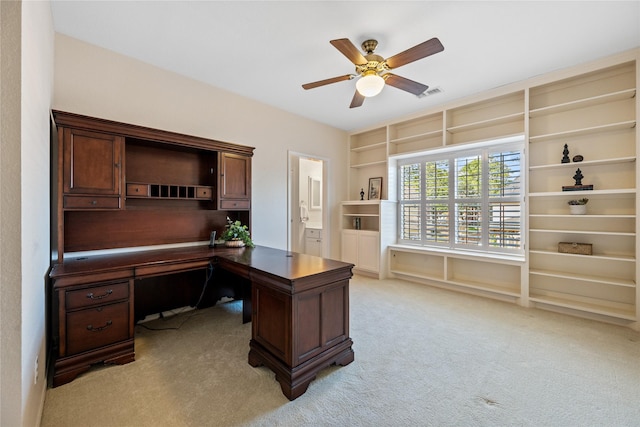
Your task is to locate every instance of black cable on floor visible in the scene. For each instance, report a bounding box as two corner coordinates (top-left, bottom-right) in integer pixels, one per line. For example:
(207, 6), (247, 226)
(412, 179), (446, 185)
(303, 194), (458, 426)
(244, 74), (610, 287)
(136, 262), (215, 331)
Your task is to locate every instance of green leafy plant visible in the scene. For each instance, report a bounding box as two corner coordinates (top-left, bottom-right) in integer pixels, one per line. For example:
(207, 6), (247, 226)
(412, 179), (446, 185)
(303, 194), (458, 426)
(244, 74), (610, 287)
(567, 198), (589, 205)
(221, 217), (255, 247)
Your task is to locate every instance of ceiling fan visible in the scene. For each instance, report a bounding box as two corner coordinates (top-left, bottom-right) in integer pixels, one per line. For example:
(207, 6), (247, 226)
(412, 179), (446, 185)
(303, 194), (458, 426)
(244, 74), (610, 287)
(302, 37), (444, 108)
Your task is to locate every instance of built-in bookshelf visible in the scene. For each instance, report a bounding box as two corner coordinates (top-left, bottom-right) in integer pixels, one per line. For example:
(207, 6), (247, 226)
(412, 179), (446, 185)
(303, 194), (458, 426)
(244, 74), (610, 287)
(527, 60), (637, 322)
(345, 49), (639, 329)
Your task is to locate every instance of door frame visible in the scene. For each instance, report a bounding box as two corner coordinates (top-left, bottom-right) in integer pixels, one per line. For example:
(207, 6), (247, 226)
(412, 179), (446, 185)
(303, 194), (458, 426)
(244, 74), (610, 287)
(287, 151), (330, 256)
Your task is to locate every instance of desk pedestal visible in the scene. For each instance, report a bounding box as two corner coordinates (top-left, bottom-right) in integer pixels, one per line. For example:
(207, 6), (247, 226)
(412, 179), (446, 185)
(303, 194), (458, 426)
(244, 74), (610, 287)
(247, 267), (355, 400)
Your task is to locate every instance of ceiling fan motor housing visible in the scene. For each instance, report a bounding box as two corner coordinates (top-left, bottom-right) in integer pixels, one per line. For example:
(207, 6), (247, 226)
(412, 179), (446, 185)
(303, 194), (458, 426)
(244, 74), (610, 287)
(356, 40), (388, 76)
(356, 54), (387, 75)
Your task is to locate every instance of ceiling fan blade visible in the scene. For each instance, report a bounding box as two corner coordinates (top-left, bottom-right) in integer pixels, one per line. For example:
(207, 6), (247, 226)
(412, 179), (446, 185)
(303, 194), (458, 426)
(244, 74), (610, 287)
(330, 38), (368, 65)
(384, 37), (444, 69)
(384, 74), (429, 95)
(349, 90), (365, 108)
(302, 74), (353, 90)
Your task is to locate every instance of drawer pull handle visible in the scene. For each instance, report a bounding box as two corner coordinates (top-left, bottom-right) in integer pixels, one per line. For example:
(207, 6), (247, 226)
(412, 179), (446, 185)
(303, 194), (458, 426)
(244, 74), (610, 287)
(86, 320), (112, 332)
(86, 289), (113, 300)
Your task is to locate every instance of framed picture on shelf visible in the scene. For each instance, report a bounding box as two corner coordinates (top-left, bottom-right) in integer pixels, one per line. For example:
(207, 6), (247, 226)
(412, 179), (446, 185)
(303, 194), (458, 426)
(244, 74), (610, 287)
(368, 177), (382, 200)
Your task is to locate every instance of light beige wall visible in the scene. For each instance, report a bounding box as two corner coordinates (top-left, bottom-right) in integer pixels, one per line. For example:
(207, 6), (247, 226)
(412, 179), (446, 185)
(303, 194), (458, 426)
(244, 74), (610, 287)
(21, 1), (54, 425)
(53, 34), (349, 257)
(1, 2), (57, 426)
(0, 1), (23, 426)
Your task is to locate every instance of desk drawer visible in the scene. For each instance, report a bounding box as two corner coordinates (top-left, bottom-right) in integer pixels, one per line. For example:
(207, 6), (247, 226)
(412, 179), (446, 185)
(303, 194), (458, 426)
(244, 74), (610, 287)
(66, 281), (129, 310)
(196, 186), (213, 199)
(63, 195), (121, 209)
(219, 199), (250, 210)
(126, 183), (149, 197)
(66, 301), (130, 355)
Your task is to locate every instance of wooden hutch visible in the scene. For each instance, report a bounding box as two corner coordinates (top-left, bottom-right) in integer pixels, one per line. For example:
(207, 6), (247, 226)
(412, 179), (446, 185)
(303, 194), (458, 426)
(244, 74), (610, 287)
(48, 111), (354, 400)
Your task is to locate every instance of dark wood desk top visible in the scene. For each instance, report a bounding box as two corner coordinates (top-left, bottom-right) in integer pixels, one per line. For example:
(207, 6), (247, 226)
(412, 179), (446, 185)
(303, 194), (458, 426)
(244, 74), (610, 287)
(50, 245), (353, 291)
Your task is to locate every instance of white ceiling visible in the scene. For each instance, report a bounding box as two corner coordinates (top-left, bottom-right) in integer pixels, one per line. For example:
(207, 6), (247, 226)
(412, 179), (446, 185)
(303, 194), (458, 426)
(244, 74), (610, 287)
(50, 1), (640, 132)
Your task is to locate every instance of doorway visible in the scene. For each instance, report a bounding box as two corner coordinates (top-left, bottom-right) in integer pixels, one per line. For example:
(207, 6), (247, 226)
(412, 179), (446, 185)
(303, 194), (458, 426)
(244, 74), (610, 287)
(287, 151), (329, 256)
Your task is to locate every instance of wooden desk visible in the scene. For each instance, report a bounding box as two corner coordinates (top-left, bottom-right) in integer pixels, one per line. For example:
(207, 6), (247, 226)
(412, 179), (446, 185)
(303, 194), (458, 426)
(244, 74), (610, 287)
(49, 245), (354, 400)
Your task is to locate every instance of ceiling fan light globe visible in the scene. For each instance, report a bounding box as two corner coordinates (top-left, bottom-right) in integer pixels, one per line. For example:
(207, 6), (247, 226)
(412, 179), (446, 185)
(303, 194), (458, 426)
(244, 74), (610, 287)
(356, 73), (384, 97)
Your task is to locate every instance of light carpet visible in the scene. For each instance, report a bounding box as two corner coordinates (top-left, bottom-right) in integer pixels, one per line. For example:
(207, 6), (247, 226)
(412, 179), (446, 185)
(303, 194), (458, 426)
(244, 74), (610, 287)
(41, 275), (640, 426)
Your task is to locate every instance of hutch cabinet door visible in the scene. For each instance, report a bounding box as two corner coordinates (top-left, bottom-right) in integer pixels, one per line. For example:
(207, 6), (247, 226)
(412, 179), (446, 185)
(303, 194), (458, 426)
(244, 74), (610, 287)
(62, 128), (123, 196)
(218, 152), (251, 209)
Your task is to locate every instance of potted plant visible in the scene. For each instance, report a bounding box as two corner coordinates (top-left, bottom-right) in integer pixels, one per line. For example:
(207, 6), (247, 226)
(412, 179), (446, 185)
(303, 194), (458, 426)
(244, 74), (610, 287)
(221, 217), (255, 247)
(567, 198), (588, 215)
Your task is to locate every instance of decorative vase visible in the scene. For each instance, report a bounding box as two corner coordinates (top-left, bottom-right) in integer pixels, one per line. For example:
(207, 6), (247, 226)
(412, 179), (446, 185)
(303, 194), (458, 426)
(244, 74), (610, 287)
(569, 204), (587, 215)
(225, 239), (245, 248)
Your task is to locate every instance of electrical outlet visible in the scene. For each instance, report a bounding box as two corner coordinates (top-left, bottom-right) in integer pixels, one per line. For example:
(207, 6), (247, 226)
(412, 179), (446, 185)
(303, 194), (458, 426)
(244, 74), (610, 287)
(33, 356), (38, 385)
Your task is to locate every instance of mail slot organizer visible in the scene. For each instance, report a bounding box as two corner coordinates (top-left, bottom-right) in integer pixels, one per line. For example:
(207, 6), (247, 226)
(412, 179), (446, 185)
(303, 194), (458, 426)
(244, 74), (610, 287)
(126, 183), (213, 201)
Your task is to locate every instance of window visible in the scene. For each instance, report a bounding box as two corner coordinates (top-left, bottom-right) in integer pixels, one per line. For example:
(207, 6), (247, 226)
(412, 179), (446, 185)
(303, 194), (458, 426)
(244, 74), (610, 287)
(398, 136), (524, 255)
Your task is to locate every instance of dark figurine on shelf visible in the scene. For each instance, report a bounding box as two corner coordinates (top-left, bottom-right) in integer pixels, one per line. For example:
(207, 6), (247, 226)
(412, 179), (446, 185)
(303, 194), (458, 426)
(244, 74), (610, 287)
(561, 144), (570, 163)
(562, 167), (593, 191)
(360, 188), (365, 200)
(573, 168), (584, 186)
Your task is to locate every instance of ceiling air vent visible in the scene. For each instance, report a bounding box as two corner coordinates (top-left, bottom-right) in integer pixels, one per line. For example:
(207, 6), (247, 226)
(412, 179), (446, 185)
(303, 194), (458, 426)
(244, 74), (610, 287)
(417, 86), (443, 99)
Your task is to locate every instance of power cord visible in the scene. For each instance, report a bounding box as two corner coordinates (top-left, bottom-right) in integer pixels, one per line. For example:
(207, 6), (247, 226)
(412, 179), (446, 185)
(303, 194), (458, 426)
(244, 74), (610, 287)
(137, 262), (215, 331)
(195, 261), (215, 309)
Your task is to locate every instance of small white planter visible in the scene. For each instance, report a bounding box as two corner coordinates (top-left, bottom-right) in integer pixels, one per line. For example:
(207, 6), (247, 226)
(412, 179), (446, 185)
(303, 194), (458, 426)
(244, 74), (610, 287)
(569, 204), (587, 215)
(225, 239), (245, 247)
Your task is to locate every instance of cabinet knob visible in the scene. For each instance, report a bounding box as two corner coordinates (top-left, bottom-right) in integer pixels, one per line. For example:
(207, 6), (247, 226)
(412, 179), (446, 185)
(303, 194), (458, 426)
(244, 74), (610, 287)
(91, 200), (97, 205)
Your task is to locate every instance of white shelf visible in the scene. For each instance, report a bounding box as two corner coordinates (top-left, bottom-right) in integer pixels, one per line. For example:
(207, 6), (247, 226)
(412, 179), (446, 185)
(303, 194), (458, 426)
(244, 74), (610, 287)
(529, 120), (636, 143)
(389, 129), (443, 145)
(341, 200), (383, 206)
(529, 214), (635, 219)
(447, 112), (524, 134)
(530, 228), (635, 237)
(343, 213), (379, 217)
(350, 159), (387, 169)
(389, 244), (525, 264)
(445, 279), (522, 298)
(529, 249), (635, 263)
(529, 88), (637, 118)
(389, 268), (441, 282)
(529, 188), (636, 198)
(529, 156), (636, 171)
(350, 141), (387, 153)
(529, 295), (636, 321)
(530, 268), (635, 288)
(390, 269), (521, 299)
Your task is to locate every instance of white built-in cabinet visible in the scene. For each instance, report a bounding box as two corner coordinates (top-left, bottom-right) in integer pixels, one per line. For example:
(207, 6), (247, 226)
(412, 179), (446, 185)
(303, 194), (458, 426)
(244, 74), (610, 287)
(304, 228), (323, 257)
(340, 200), (396, 278)
(345, 48), (639, 329)
(342, 230), (379, 273)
